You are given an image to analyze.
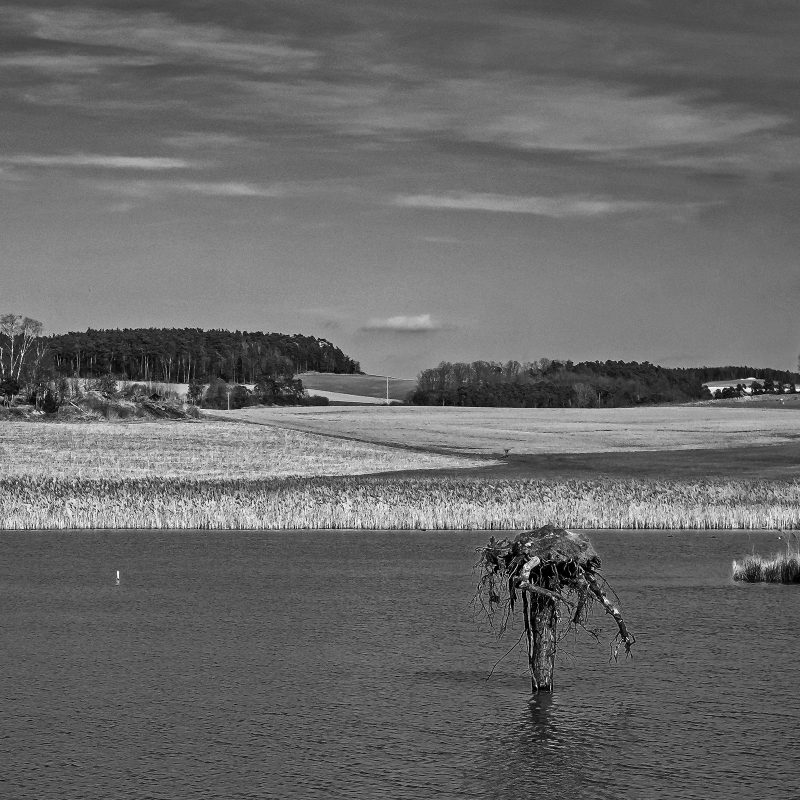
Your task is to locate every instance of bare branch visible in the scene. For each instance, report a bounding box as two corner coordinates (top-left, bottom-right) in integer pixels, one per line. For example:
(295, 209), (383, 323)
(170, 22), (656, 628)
(584, 571), (635, 657)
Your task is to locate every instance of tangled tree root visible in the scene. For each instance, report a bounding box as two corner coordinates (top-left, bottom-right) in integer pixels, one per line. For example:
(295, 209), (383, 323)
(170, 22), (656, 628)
(476, 524), (634, 692)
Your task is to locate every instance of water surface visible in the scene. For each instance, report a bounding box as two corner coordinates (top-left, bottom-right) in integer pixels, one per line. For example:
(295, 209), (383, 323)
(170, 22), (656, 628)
(2, 530), (798, 799)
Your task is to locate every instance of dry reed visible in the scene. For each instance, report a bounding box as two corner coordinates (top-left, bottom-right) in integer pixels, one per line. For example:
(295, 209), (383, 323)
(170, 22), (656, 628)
(732, 539), (800, 583)
(3, 475), (800, 530)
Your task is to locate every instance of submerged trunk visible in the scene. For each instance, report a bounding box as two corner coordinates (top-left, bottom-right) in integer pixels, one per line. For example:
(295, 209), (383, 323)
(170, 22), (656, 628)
(529, 595), (557, 692)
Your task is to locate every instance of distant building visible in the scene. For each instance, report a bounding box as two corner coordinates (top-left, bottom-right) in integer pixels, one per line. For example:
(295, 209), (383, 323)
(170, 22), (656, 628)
(702, 377), (763, 396)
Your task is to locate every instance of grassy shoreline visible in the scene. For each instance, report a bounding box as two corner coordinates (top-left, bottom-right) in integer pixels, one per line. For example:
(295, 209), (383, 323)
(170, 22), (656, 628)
(3, 475), (800, 530)
(3, 409), (800, 531)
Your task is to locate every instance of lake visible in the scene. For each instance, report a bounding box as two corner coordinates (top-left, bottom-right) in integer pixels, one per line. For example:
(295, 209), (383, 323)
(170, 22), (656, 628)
(2, 529), (798, 799)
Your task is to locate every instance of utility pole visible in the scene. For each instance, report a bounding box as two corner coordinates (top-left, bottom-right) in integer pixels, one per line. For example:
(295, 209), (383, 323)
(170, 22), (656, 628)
(386, 375), (389, 405)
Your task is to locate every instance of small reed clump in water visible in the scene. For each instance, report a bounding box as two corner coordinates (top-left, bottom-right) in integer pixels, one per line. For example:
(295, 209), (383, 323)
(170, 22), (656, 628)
(732, 548), (800, 583)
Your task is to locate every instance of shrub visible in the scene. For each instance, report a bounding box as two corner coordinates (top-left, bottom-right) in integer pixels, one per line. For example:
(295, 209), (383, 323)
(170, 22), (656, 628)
(230, 384), (250, 410)
(302, 394), (330, 406)
(202, 378), (229, 409)
(42, 389), (60, 414)
(0, 377), (20, 404)
(90, 375), (118, 396)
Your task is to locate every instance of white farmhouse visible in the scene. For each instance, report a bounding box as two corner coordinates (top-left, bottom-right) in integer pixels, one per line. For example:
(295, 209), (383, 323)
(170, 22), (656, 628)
(702, 377), (763, 396)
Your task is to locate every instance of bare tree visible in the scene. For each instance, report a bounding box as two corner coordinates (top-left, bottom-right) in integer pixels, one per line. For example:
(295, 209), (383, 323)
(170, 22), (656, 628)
(572, 381), (595, 408)
(0, 314), (44, 381)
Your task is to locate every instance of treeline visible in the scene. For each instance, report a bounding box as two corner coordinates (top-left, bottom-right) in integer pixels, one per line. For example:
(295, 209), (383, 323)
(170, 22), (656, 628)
(410, 359), (800, 408)
(44, 328), (360, 383)
(198, 376), (329, 410)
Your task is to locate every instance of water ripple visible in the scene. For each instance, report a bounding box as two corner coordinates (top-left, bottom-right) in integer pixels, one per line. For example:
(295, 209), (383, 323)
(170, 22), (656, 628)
(2, 529), (799, 799)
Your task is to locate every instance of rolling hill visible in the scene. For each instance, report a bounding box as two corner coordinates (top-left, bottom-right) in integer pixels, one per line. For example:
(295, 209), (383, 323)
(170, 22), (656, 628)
(296, 372), (417, 404)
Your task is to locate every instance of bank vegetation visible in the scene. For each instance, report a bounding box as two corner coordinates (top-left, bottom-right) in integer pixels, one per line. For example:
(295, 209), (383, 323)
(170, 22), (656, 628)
(3, 475), (800, 530)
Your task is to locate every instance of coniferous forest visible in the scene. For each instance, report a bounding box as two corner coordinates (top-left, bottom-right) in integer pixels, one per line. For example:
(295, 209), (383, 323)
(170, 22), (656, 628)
(410, 359), (800, 408)
(43, 328), (361, 383)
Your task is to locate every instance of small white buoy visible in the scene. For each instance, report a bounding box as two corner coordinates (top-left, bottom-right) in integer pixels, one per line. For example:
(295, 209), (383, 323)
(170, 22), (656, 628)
(116, 570), (120, 585)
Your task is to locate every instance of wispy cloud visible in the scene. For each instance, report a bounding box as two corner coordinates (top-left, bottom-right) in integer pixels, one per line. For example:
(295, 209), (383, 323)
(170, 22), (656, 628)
(336, 78), (785, 155)
(172, 181), (283, 198)
(162, 132), (250, 149)
(467, 88), (783, 154)
(394, 192), (664, 217)
(0, 154), (195, 170)
(96, 179), (285, 200)
(0, 53), (160, 74)
(361, 314), (445, 333)
(5, 6), (791, 184)
(23, 9), (319, 74)
(234, 75), (794, 184)
(633, 136), (800, 177)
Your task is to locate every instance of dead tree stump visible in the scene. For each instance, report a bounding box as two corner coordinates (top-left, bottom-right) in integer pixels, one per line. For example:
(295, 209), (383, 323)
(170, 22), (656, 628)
(476, 524), (634, 693)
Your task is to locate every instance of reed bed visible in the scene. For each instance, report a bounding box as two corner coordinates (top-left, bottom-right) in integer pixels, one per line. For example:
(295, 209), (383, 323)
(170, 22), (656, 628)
(3, 476), (800, 530)
(732, 546), (800, 583)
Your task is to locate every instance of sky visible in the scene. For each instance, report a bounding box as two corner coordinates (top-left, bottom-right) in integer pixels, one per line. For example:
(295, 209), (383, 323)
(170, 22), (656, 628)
(1, 1), (799, 378)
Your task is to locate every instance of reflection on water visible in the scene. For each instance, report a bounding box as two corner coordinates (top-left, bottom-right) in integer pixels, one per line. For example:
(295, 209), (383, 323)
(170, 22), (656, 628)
(2, 529), (800, 799)
(469, 691), (623, 800)
(524, 692), (567, 757)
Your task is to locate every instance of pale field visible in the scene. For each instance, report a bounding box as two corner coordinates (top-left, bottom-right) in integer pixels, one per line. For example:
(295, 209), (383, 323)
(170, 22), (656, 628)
(4, 408), (800, 530)
(0, 420), (482, 480)
(301, 389), (400, 405)
(206, 404), (800, 456)
(296, 372), (416, 400)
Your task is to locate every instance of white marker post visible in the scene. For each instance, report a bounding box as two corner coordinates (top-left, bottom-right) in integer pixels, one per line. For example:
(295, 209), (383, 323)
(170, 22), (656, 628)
(116, 570), (120, 585)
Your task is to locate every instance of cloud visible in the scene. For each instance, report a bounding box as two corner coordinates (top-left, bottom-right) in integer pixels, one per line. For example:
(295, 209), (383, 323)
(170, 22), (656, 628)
(0, 7), (321, 117)
(467, 90), (781, 153)
(633, 136), (800, 177)
(2, 0), (796, 225)
(239, 75), (792, 182)
(6, 7), (789, 183)
(162, 132), (250, 149)
(171, 181), (282, 197)
(0, 154), (195, 170)
(23, 8), (318, 74)
(0, 53), (160, 74)
(361, 314), (445, 333)
(394, 192), (662, 217)
(333, 77), (785, 155)
(96, 179), (285, 199)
